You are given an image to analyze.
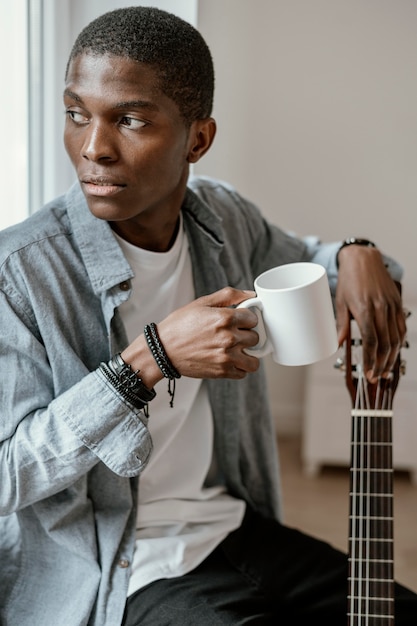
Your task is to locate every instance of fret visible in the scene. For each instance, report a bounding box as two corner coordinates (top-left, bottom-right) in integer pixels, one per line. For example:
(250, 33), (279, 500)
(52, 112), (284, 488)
(348, 600), (395, 613)
(349, 562), (394, 568)
(350, 466), (393, 470)
(350, 472), (393, 500)
(349, 537), (393, 542)
(350, 468), (393, 473)
(349, 515), (393, 520)
(350, 442), (391, 447)
(349, 558), (394, 568)
(348, 577), (394, 583)
(349, 493), (393, 498)
(350, 515), (393, 528)
(351, 409), (393, 418)
(348, 597), (394, 604)
(351, 613), (394, 626)
(349, 547), (394, 552)
(348, 577), (395, 586)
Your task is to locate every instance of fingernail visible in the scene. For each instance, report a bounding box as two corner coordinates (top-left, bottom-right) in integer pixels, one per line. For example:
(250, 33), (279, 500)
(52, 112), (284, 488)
(366, 370), (377, 383)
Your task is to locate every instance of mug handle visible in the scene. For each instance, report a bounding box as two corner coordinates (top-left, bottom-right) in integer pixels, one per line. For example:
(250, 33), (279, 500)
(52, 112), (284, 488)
(237, 297), (272, 357)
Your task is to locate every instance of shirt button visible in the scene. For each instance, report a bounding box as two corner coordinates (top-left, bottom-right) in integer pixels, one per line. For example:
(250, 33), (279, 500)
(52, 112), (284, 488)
(118, 558), (130, 568)
(119, 281), (130, 291)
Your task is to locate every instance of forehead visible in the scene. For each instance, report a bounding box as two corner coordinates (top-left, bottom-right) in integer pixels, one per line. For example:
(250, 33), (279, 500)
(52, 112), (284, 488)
(65, 53), (164, 101)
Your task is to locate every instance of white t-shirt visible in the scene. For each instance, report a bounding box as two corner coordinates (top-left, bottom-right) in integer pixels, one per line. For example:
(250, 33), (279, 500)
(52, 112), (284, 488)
(113, 217), (245, 595)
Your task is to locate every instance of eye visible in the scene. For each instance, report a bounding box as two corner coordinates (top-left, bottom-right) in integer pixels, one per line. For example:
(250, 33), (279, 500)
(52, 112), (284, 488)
(66, 109), (88, 125)
(119, 116), (146, 130)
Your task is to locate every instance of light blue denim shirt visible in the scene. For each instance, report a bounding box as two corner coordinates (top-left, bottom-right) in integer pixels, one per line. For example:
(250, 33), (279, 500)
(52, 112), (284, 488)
(0, 176), (402, 625)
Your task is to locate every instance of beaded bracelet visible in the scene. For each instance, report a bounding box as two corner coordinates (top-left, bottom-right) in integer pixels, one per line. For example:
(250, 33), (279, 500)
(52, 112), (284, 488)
(144, 322), (181, 407)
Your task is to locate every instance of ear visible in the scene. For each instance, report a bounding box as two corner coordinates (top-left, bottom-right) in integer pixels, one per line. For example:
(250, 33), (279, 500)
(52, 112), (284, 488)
(186, 118), (217, 163)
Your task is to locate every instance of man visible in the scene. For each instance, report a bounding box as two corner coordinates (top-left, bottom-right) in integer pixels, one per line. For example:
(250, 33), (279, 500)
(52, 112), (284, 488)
(0, 6), (414, 625)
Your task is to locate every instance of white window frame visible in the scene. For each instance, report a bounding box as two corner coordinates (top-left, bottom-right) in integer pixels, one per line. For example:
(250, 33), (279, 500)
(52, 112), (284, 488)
(0, 0), (29, 229)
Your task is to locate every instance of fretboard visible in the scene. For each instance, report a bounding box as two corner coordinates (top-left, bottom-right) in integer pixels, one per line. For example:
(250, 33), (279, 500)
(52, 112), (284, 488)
(348, 403), (395, 625)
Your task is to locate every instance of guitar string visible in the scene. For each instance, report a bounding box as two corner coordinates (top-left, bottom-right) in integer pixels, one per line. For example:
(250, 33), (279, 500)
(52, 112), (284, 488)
(362, 370), (372, 626)
(350, 342), (363, 623)
(350, 374), (358, 622)
(375, 382), (382, 614)
(351, 342), (368, 623)
(361, 367), (370, 625)
(349, 342), (360, 623)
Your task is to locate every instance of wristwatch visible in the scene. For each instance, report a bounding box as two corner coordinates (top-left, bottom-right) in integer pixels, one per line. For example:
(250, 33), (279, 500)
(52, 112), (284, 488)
(337, 237), (377, 267)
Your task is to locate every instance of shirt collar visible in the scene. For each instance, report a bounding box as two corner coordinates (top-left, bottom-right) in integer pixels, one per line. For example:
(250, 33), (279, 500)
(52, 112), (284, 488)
(66, 182), (133, 295)
(65, 180), (224, 295)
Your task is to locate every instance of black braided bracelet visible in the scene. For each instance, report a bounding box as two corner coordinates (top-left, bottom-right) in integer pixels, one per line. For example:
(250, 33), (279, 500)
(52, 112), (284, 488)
(144, 322), (181, 407)
(144, 323), (181, 379)
(99, 353), (156, 415)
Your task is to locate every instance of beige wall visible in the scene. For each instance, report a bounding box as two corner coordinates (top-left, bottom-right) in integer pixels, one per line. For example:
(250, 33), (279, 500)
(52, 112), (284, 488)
(196, 0), (417, 434)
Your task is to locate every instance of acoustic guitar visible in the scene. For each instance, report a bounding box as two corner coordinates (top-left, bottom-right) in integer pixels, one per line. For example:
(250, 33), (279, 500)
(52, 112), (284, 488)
(340, 313), (407, 626)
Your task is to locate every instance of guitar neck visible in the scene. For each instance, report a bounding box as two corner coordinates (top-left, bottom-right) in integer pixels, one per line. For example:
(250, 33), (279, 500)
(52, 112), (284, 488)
(344, 289), (405, 625)
(348, 395), (395, 625)
(344, 319), (401, 625)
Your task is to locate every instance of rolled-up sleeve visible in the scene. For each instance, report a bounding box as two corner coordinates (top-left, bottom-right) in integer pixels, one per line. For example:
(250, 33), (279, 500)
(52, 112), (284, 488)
(0, 288), (152, 516)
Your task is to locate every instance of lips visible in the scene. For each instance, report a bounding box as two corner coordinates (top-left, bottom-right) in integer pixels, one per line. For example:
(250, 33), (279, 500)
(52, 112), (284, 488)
(81, 175), (126, 197)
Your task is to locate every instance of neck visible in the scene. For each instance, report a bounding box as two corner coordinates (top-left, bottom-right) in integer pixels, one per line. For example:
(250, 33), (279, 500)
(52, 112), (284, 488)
(110, 214), (180, 251)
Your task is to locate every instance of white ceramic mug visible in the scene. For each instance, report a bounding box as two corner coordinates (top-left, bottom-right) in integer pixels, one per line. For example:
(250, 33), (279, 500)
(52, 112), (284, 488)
(237, 262), (338, 366)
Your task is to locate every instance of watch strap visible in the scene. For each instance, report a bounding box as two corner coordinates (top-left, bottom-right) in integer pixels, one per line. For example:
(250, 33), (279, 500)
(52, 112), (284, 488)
(337, 237), (377, 267)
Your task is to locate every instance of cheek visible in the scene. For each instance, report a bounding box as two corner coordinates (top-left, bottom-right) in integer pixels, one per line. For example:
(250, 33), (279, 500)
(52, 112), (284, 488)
(158, 137), (190, 171)
(63, 123), (88, 164)
(63, 130), (77, 162)
(130, 141), (185, 176)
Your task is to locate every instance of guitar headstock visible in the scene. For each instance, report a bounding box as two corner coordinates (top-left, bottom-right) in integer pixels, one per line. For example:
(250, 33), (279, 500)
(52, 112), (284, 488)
(336, 319), (404, 409)
(335, 291), (409, 410)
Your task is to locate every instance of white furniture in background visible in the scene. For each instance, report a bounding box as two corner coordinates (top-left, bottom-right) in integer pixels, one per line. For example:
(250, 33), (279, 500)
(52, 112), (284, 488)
(302, 302), (417, 484)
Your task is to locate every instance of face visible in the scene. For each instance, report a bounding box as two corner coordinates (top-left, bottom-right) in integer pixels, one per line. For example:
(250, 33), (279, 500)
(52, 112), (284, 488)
(64, 53), (212, 249)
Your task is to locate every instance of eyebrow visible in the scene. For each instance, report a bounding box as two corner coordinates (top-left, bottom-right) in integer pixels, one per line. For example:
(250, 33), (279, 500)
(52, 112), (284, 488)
(114, 100), (159, 112)
(63, 89), (159, 112)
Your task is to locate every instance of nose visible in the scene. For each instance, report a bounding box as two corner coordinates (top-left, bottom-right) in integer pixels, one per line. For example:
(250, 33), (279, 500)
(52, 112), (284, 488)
(82, 121), (117, 162)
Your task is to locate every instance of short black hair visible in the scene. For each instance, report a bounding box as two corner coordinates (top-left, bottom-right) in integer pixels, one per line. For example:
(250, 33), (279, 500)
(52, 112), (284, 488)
(66, 6), (215, 125)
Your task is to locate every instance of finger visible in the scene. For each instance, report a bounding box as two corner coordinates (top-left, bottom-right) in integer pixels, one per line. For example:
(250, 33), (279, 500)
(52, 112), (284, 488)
(398, 306), (409, 348)
(361, 303), (401, 382)
(381, 283), (407, 374)
(233, 306), (259, 330)
(372, 304), (395, 379)
(371, 294), (406, 379)
(222, 357), (260, 379)
(380, 304), (407, 377)
(199, 286), (256, 309)
(355, 314), (379, 383)
(214, 310), (261, 373)
(335, 301), (350, 349)
(230, 338), (261, 374)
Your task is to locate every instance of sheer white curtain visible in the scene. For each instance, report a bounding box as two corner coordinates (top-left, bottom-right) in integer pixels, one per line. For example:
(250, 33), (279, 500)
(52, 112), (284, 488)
(1, 0), (28, 229)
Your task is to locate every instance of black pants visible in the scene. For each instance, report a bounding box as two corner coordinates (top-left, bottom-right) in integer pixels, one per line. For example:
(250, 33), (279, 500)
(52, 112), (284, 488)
(123, 508), (417, 625)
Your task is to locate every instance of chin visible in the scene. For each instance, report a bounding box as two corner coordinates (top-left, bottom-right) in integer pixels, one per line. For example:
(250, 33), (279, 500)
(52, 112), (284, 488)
(84, 196), (129, 222)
